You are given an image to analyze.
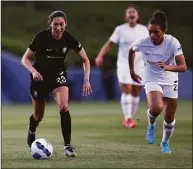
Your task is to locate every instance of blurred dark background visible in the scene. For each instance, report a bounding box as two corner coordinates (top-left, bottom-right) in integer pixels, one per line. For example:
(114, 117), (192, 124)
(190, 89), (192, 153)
(2, 1), (192, 67)
(1, 1), (192, 103)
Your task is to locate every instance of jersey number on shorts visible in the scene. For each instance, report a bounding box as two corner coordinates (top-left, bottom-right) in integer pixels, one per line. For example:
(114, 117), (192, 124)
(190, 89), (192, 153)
(174, 81), (178, 91)
(56, 76), (66, 84)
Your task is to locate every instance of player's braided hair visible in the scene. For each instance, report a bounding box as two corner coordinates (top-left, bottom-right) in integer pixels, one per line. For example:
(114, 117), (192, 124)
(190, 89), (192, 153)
(48, 10), (67, 25)
(149, 10), (168, 31)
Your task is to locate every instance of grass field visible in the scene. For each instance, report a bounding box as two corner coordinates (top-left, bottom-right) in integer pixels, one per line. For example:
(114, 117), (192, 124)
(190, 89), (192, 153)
(2, 100), (192, 168)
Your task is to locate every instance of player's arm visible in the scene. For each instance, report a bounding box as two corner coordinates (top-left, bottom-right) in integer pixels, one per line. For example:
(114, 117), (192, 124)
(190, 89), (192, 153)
(157, 55), (187, 72)
(157, 38), (187, 72)
(21, 32), (43, 81)
(68, 32), (92, 95)
(128, 46), (142, 83)
(79, 48), (90, 83)
(78, 48), (92, 96)
(95, 39), (114, 67)
(21, 48), (43, 81)
(96, 26), (120, 67)
(21, 48), (36, 74)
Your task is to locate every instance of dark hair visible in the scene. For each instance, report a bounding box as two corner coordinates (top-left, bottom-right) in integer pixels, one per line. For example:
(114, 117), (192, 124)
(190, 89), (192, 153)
(149, 10), (168, 31)
(125, 4), (140, 23)
(48, 10), (67, 24)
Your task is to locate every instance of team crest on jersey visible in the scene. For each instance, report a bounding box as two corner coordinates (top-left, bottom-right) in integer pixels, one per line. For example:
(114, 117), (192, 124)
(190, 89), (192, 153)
(165, 51), (169, 56)
(62, 47), (67, 54)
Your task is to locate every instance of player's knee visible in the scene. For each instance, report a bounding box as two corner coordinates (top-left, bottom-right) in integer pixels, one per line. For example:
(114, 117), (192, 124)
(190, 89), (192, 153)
(149, 104), (163, 114)
(59, 104), (68, 112)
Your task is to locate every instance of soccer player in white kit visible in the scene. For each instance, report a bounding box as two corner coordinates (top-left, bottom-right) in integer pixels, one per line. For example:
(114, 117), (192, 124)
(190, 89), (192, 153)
(95, 5), (149, 128)
(129, 10), (187, 153)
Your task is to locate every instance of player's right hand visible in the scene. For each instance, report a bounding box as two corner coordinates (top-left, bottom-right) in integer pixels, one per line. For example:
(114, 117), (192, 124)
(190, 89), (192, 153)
(32, 71), (43, 81)
(130, 71), (142, 84)
(95, 57), (103, 67)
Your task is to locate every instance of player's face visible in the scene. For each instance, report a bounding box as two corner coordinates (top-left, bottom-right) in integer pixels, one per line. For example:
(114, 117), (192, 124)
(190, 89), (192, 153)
(148, 24), (165, 45)
(125, 8), (139, 26)
(50, 17), (66, 39)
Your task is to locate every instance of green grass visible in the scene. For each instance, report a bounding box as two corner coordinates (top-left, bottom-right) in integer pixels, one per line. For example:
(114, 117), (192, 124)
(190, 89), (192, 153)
(2, 101), (192, 168)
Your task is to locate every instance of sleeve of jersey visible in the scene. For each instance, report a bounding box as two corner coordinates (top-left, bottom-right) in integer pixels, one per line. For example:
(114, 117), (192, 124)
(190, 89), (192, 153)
(68, 34), (83, 53)
(28, 33), (41, 52)
(173, 38), (183, 57)
(132, 38), (142, 52)
(109, 26), (120, 44)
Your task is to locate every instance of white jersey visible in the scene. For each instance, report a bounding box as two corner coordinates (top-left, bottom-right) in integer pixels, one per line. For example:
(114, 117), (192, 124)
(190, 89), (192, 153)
(110, 23), (149, 69)
(132, 34), (183, 85)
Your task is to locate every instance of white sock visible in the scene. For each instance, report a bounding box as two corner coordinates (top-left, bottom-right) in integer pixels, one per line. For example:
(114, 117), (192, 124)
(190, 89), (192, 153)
(131, 96), (140, 117)
(121, 94), (132, 120)
(147, 109), (157, 126)
(162, 119), (175, 144)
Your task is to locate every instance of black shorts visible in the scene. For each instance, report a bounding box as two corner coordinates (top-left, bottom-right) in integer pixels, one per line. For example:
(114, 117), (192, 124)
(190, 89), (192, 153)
(30, 71), (68, 100)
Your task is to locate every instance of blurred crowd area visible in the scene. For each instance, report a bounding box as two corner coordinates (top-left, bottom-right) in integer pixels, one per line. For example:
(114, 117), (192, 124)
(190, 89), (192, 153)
(2, 1), (192, 68)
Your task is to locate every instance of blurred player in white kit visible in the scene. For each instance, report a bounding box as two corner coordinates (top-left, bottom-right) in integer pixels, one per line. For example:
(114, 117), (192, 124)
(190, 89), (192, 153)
(129, 10), (187, 153)
(95, 5), (149, 128)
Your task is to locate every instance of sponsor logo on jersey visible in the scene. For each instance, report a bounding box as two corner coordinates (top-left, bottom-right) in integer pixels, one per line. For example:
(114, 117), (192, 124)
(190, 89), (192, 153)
(78, 42), (81, 48)
(177, 46), (182, 51)
(62, 47), (67, 54)
(165, 52), (169, 56)
(46, 48), (53, 52)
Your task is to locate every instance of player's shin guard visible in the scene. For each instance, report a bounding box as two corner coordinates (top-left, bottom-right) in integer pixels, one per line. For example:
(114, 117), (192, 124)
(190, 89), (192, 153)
(162, 119), (175, 143)
(29, 114), (40, 133)
(147, 109), (157, 126)
(60, 111), (71, 146)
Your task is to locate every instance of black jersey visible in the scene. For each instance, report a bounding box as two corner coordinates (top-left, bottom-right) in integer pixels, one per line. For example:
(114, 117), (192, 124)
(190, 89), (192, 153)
(29, 29), (82, 76)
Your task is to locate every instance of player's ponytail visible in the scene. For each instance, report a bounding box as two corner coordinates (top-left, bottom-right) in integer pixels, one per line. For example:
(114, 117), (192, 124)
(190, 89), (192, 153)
(149, 10), (168, 31)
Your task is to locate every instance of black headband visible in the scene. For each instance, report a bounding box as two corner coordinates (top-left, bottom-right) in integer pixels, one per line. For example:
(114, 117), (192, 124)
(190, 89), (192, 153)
(49, 10), (67, 24)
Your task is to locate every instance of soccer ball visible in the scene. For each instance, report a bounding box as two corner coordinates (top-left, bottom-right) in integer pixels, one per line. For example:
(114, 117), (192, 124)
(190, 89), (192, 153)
(31, 138), (53, 160)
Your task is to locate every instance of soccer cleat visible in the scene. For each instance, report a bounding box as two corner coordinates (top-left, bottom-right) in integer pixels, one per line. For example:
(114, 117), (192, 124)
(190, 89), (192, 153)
(122, 119), (136, 128)
(146, 124), (156, 144)
(64, 145), (76, 157)
(27, 127), (36, 148)
(160, 141), (171, 153)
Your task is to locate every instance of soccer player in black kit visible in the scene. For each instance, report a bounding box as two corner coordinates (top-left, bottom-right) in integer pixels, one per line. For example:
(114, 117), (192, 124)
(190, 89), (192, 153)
(21, 11), (92, 157)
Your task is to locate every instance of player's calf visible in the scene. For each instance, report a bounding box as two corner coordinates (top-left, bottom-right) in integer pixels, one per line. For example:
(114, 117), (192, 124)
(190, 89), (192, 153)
(27, 115), (41, 148)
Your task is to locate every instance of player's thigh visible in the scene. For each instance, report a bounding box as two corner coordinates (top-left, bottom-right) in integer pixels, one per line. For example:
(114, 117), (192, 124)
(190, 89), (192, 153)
(30, 76), (49, 101)
(50, 70), (69, 110)
(31, 97), (46, 121)
(163, 97), (177, 123)
(119, 83), (132, 94)
(52, 86), (69, 112)
(117, 66), (141, 94)
(30, 79), (48, 120)
(162, 85), (178, 123)
(131, 85), (142, 96)
(145, 83), (164, 113)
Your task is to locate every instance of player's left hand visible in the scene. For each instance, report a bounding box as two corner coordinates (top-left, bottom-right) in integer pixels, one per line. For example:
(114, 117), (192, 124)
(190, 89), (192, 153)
(82, 82), (92, 96)
(156, 61), (169, 71)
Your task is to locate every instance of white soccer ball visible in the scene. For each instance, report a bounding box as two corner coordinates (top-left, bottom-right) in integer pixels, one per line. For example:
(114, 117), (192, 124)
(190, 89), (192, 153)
(31, 138), (53, 160)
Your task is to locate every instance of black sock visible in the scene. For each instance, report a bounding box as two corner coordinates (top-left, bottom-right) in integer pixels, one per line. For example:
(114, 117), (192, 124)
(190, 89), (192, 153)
(29, 115), (40, 133)
(60, 111), (71, 146)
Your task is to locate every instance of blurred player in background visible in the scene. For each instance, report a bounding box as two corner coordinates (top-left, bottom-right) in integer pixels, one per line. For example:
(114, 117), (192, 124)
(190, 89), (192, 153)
(129, 10), (187, 153)
(21, 10), (92, 157)
(95, 5), (149, 128)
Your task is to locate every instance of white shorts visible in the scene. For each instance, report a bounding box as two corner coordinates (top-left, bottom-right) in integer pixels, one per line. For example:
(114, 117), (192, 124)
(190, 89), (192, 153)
(117, 66), (144, 86)
(144, 82), (178, 98)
